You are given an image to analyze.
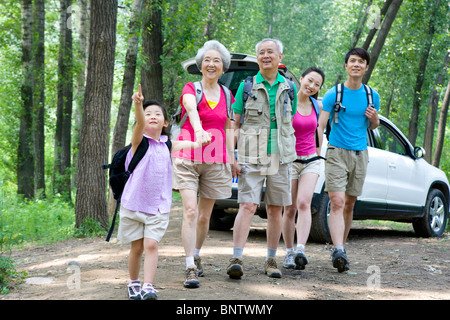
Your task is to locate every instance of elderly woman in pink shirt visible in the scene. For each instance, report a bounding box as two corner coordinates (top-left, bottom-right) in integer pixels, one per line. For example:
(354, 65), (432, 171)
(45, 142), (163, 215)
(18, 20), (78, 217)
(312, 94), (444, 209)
(172, 40), (235, 289)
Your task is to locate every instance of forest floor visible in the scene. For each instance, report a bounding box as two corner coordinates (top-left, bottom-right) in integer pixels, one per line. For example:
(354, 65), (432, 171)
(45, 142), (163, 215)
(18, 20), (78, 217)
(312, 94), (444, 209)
(2, 199), (449, 304)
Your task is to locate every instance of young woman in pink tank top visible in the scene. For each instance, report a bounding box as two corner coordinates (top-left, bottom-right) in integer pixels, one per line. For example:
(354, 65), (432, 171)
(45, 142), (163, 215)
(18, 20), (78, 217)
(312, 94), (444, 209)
(281, 67), (325, 271)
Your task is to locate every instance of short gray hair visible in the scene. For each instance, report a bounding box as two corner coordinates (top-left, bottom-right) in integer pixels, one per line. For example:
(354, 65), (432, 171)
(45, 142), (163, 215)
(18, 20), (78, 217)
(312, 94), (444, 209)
(255, 38), (284, 54)
(195, 40), (231, 72)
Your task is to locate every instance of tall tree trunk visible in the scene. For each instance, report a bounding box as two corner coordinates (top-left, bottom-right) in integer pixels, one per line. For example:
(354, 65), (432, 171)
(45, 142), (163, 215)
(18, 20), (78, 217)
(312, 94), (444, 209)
(335, 0), (373, 85)
(75, 0), (118, 229)
(432, 79), (450, 167)
(362, 0), (392, 51)
(73, 0), (90, 189)
(203, 0), (218, 40)
(32, 0), (46, 198)
(423, 51), (450, 162)
(18, 0), (35, 199)
(140, 0), (163, 103)
(362, 0), (403, 84)
(108, 0), (144, 217)
(54, 0), (73, 200)
(408, 0), (441, 146)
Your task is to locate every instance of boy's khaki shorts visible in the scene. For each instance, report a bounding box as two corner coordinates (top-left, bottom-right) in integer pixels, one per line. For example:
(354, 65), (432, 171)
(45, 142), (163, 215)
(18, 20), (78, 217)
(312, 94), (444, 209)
(238, 154), (292, 207)
(172, 157), (232, 199)
(324, 145), (368, 197)
(118, 206), (169, 244)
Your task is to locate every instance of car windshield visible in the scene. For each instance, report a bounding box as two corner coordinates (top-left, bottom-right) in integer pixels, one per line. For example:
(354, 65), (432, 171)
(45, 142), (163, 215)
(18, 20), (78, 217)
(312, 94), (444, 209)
(219, 70), (258, 95)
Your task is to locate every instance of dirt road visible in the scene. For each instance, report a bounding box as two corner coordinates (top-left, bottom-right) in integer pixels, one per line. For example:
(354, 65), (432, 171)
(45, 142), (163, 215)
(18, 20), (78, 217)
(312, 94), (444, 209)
(2, 199), (449, 303)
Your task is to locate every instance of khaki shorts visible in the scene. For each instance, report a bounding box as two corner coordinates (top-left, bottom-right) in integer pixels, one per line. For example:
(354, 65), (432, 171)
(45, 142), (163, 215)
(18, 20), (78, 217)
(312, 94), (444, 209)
(238, 154), (292, 206)
(324, 145), (368, 197)
(118, 206), (169, 244)
(172, 157), (232, 199)
(289, 153), (321, 179)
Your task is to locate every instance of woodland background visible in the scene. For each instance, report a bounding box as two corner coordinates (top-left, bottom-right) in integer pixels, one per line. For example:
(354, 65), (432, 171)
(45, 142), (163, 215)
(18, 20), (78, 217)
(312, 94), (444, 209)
(0, 0), (449, 235)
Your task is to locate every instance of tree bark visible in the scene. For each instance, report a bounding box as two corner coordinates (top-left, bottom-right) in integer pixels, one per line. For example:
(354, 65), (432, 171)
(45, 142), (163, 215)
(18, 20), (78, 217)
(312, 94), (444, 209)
(108, 0), (144, 217)
(362, 0), (403, 84)
(18, 0), (35, 199)
(432, 78), (450, 167)
(423, 51), (449, 162)
(362, 0), (392, 51)
(32, 0), (46, 197)
(140, 0), (163, 103)
(73, 0), (90, 189)
(75, 0), (118, 229)
(407, 0), (441, 146)
(54, 0), (73, 200)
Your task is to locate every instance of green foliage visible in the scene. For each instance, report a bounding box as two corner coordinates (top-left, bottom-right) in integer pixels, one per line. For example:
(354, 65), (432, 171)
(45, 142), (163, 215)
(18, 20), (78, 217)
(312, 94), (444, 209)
(0, 255), (27, 295)
(0, 189), (76, 247)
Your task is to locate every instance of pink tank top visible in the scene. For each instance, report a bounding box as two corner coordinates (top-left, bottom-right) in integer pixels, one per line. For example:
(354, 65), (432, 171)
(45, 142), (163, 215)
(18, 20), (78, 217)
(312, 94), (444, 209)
(293, 108), (317, 156)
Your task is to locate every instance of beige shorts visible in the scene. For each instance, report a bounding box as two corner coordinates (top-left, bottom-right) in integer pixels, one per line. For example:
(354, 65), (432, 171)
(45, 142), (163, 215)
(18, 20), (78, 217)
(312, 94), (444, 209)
(118, 206), (169, 244)
(172, 157), (232, 199)
(238, 155), (292, 206)
(324, 145), (368, 197)
(289, 153), (321, 179)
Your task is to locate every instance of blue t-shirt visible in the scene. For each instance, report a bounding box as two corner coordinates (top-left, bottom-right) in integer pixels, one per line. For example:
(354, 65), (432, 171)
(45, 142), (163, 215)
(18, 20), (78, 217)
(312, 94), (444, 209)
(322, 84), (380, 151)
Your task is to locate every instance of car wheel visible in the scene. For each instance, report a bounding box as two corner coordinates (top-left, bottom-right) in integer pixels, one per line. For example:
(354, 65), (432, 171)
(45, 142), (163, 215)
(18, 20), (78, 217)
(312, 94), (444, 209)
(209, 209), (236, 231)
(413, 189), (449, 237)
(310, 191), (332, 243)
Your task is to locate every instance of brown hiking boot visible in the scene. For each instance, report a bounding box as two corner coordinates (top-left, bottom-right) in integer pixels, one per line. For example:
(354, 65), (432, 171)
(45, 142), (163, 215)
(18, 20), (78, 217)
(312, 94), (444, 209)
(264, 257), (282, 278)
(184, 265), (200, 288)
(227, 257), (244, 279)
(194, 255), (204, 277)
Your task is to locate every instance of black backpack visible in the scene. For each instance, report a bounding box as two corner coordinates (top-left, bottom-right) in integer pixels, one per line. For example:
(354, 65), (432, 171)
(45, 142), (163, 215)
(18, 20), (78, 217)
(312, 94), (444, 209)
(102, 136), (172, 241)
(326, 83), (374, 140)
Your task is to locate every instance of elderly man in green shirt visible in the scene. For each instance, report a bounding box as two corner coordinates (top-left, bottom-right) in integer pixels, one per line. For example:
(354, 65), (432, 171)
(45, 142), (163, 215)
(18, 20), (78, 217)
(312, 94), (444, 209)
(227, 38), (298, 279)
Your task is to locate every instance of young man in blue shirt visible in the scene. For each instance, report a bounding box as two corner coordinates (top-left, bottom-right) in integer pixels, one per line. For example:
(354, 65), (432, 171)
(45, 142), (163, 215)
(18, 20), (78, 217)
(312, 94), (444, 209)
(317, 48), (380, 272)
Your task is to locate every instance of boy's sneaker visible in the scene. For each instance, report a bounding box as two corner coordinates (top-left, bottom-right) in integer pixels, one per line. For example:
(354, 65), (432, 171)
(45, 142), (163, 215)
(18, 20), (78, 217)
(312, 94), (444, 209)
(264, 257), (282, 278)
(127, 281), (141, 300)
(294, 251), (309, 270)
(227, 257), (244, 279)
(194, 255), (204, 277)
(331, 248), (350, 273)
(141, 283), (158, 300)
(282, 252), (296, 269)
(184, 265), (200, 288)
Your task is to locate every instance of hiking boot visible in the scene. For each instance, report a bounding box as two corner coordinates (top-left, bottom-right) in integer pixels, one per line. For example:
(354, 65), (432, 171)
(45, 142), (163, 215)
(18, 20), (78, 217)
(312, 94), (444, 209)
(294, 250), (309, 270)
(194, 255), (204, 277)
(127, 281), (141, 300)
(282, 252), (296, 269)
(141, 283), (158, 300)
(184, 265), (200, 288)
(331, 248), (350, 273)
(227, 257), (244, 279)
(264, 257), (282, 278)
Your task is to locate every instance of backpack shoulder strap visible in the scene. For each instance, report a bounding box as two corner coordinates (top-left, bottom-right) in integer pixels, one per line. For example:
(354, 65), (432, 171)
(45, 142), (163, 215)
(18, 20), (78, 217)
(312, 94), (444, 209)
(332, 83), (345, 124)
(193, 81), (203, 106)
(179, 82), (203, 128)
(128, 136), (149, 174)
(165, 138), (172, 151)
(240, 76), (256, 124)
(363, 84), (374, 108)
(219, 83), (234, 121)
(309, 96), (320, 121)
(282, 76), (295, 116)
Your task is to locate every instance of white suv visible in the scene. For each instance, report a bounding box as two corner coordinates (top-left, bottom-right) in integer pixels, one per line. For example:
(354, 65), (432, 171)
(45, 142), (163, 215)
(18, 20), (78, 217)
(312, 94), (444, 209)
(181, 54), (450, 242)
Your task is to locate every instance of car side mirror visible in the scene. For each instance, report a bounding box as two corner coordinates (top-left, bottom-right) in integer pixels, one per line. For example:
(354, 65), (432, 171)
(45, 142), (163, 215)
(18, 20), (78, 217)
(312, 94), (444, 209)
(414, 146), (425, 159)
